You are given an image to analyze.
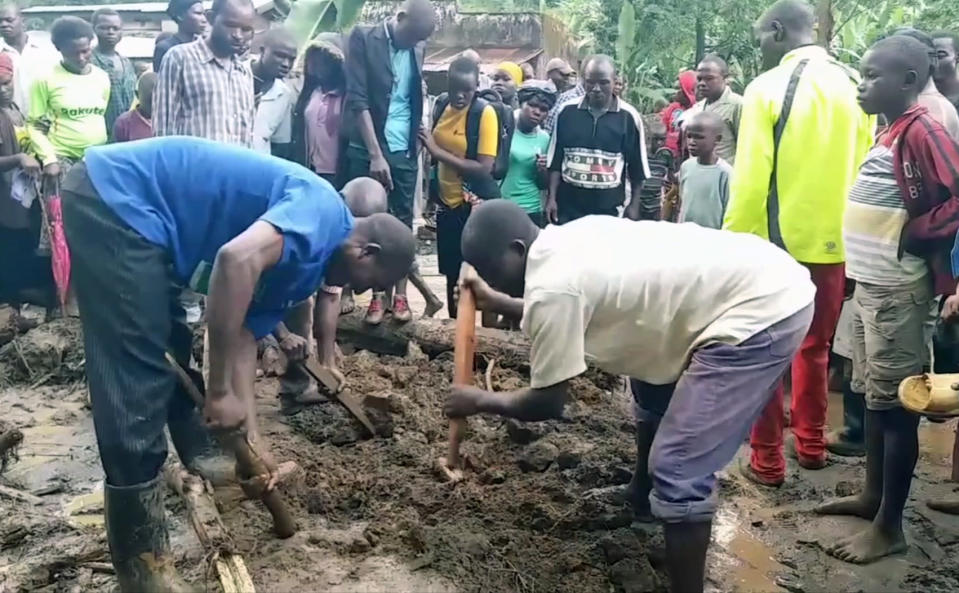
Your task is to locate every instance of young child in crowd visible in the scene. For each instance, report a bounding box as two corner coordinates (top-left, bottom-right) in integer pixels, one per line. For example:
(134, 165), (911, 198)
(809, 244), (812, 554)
(112, 72), (156, 143)
(677, 110), (731, 229)
(817, 35), (959, 564)
(638, 117), (672, 220)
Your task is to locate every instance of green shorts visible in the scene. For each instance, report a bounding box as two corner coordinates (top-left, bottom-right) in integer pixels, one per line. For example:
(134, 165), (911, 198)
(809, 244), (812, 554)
(851, 278), (932, 411)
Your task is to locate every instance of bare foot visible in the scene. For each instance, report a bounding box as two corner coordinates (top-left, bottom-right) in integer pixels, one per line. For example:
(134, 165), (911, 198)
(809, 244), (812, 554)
(423, 297), (443, 318)
(815, 495), (879, 519)
(927, 498), (959, 515)
(340, 293), (355, 315)
(826, 525), (906, 564)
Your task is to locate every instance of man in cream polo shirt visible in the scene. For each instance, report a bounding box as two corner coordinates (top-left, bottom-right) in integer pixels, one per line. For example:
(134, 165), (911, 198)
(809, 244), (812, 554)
(443, 200), (815, 593)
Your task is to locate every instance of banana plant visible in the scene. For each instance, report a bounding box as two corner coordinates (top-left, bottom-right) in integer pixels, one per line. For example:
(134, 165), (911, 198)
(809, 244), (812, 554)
(282, 0), (367, 48)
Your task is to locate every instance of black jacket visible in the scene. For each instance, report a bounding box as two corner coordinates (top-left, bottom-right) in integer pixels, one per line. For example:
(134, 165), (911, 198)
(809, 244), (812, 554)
(345, 22), (424, 157)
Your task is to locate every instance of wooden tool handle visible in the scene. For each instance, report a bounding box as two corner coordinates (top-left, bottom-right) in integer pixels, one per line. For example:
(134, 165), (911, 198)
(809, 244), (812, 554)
(165, 353), (298, 538)
(447, 266), (477, 470)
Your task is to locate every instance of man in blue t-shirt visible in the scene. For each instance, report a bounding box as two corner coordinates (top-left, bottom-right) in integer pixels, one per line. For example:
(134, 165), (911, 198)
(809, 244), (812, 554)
(60, 136), (414, 591)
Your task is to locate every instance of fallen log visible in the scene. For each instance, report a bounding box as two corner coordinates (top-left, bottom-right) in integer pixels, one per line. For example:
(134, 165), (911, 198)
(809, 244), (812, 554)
(336, 310), (531, 366)
(165, 465), (256, 593)
(0, 483), (44, 505)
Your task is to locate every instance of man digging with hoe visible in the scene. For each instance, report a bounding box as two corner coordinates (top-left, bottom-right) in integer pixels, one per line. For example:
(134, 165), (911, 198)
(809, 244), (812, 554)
(444, 201), (815, 593)
(61, 136), (415, 591)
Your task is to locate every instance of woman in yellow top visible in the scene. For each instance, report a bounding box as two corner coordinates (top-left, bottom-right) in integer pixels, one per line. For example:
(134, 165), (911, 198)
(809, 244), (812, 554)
(419, 56), (499, 318)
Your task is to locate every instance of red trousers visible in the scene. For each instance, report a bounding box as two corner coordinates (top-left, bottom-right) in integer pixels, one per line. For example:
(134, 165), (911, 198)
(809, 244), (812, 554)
(750, 262), (845, 481)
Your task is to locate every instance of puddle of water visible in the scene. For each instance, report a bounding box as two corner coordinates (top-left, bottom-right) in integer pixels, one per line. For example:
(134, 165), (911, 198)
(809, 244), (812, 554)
(919, 420), (956, 469)
(713, 507), (786, 593)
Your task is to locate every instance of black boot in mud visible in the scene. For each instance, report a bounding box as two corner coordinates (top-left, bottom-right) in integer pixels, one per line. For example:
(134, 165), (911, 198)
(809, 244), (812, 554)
(627, 420), (657, 524)
(168, 409), (236, 486)
(105, 476), (195, 593)
(664, 520), (711, 593)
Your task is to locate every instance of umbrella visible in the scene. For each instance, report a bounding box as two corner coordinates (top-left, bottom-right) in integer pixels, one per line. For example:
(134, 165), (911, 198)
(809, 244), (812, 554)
(41, 191), (70, 309)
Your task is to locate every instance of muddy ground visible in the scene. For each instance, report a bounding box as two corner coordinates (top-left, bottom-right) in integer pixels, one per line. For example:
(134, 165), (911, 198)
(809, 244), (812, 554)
(1, 318), (959, 593)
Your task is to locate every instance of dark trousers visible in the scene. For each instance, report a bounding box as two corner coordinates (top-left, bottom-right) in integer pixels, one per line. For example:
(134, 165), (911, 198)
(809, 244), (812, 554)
(344, 145), (417, 228)
(557, 194), (619, 225)
(63, 168), (197, 487)
(0, 204), (55, 307)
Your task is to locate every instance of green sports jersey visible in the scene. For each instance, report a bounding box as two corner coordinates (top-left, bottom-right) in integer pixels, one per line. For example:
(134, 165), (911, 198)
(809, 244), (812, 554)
(28, 62), (110, 164)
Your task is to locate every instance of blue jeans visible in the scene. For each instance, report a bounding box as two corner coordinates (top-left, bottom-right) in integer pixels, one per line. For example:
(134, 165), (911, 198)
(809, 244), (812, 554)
(635, 304), (813, 522)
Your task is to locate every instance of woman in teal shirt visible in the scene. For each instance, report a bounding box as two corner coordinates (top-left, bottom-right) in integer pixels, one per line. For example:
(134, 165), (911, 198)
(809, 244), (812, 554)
(500, 82), (555, 227)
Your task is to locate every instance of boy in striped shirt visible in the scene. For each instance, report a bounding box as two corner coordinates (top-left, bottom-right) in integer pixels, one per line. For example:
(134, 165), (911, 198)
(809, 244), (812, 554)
(818, 35), (959, 565)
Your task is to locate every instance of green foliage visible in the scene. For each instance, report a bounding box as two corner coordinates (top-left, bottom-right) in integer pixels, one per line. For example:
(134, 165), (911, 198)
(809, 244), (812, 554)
(282, 0), (366, 48)
(550, 0), (959, 112)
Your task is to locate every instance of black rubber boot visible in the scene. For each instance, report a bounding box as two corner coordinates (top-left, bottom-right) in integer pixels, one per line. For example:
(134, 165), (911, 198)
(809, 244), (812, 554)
(105, 476), (195, 593)
(827, 381), (866, 457)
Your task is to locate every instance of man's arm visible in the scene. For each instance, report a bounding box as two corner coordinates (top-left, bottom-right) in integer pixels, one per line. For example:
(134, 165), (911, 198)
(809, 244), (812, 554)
(545, 111), (566, 223)
(722, 82), (774, 235)
(902, 128), (959, 254)
(461, 273), (524, 319)
(26, 77), (57, 170)
(445, 290), (588, 422)
(152, 49), (182, 137)
(266, 92), (294, 159)
(446, 381), (569, 422)
(314, 287), (340, 367)
(421, 106), (497, 177)
(205, 221), (284, 432)
(345, 27), (392, 189)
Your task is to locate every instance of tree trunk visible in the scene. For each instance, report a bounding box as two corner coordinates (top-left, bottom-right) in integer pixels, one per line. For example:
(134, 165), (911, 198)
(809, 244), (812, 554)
(695, 15), (705, 63)
(816, 0), (834, 48)
(336, 311), (532, 368)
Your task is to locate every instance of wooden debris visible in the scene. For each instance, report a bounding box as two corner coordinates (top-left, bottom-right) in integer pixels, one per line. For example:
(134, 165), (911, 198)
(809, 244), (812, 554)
(165, 465), (256, 593)
(0, 483), (44, 505)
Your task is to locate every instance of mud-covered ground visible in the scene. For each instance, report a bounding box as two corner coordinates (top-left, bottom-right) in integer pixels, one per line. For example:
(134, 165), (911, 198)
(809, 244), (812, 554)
(1, 318), (959, 593)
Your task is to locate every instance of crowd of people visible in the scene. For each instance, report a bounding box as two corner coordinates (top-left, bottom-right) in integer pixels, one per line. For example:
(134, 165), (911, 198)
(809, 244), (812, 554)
(2, 0), (959, 591)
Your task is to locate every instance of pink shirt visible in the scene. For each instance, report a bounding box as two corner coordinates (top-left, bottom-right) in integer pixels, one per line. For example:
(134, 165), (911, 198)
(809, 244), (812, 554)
(304, 88), (343, 175)
(303, 88), (343, 175)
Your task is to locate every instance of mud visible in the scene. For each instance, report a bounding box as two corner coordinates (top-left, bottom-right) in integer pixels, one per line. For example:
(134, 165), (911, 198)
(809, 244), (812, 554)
(1, 320), (959, 593)
(278, 350), (653, 593)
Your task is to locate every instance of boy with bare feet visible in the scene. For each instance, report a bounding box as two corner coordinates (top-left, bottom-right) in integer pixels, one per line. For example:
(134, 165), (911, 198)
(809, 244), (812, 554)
(817, 35), (959, 564)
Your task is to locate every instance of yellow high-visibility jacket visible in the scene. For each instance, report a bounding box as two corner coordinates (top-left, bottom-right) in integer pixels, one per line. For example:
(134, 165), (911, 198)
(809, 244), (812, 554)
(723, 46), (874, 264)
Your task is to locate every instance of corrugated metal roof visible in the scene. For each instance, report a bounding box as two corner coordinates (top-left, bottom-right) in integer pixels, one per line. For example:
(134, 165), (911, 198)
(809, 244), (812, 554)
(23, 0), (274, 15)
(423, 46), (542, 72)
(28, 30), (156, 59)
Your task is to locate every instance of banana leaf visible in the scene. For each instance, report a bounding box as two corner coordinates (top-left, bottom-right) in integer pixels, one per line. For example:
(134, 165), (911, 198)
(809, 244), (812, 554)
(284, 0), (366, 48)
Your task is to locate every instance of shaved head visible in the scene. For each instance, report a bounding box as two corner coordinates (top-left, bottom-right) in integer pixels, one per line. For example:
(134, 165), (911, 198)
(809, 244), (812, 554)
(756, 0), (815, 70)
(759, 0), (814, 33)
(688, 110), (724, 133)
(583, 54), (616, 76)
(341, 177), (388, 218)
(337, 213), (416, 293)
(870, 35), (930, 91)
(461, 201), (539, 296)
(394, 0), (435, 49)
(699, 53), (729, 77)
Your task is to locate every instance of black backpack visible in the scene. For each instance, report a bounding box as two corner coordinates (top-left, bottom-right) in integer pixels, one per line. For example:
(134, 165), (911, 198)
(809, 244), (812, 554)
(432, 89), (515, 181)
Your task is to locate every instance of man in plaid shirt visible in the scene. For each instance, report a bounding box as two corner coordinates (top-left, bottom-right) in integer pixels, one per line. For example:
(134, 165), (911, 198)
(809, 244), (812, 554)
(153, 0), (255, 146)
